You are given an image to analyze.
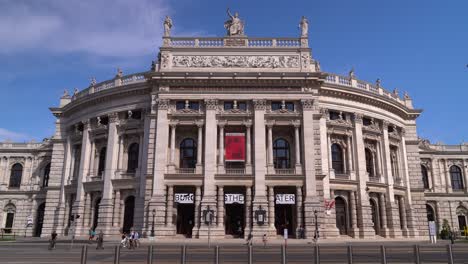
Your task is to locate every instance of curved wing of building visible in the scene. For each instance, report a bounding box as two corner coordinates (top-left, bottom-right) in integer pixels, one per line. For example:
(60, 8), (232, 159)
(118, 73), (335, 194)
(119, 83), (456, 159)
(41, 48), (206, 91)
(1, 16), (467, 240)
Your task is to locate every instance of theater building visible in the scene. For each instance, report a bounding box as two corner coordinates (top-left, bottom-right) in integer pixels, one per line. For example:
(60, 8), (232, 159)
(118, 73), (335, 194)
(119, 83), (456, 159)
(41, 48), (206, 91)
(1, 15), (467, 239)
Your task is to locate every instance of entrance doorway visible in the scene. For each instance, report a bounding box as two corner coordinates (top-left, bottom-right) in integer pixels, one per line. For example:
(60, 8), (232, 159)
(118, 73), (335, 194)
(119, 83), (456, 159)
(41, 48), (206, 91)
(274, 187), (296, 238)
(34, 203), (45, 237)
(5, 213), (14, 233)
(176, 204), (195, 237)
(225, 203), (245, 237)
(335, 197), (347, 235)
(92, 198), (101, 231)
(458, 215), (467, 232)
(123, 196), (135, 233)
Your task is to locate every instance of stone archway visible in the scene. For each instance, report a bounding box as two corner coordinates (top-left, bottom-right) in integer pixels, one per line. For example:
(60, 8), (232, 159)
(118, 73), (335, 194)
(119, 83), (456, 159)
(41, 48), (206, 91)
(34, 203), (46, 237)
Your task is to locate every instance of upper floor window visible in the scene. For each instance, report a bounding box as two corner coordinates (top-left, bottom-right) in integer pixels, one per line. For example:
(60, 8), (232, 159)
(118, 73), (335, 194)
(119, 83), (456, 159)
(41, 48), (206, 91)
(421, 165), (429, 189)
(176, 100), (199, 111)
(271, 101), (294, 111)
(180, 138), (197, 168)
(450, 165), (464, 190)
(224, 101), (247, 111)
(9, 163), (23, 188)
(329, 111), (345, 120)
(98, 147), (107, 176)
(390, 151), (398, 179)
(273, 138), (291, 169)
(365, 148), (374, 177)
(363, 117), (372, 126)
(43, 163), (51, 187)
(331, 144), (344, 174)
(126, 110), (141, 120)
(127, 143), (139, 173)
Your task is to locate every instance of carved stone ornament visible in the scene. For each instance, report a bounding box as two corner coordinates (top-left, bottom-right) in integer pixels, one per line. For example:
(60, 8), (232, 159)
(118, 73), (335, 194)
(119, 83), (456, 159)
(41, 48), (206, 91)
(301, 99), (314, 110)
(364, 118), (381, 132)
(155, 99), (170, 110)
(253, 99), (267, 110)
(418, 138), (432, 150)
(330, 137), (347, 148)
(204, 99), (218, 110)
(172, 55), (300, 69)
(161, 54), (170, 68)
(301, 54), (310, 68)
(364, 142), (376, 152)
(108, 112), (119, 123)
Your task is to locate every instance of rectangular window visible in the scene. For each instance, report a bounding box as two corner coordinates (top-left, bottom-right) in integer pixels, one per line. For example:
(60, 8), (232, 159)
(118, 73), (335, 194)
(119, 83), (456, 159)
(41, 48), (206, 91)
(189, 102), (199, 110)
(224, 101), (234, 110)
(329, 111), (340, 120)
(176, 101), (185, 110)
(271, 102), (282, 111)
(238, 102), (247, 110)
(285, 102), (294, 111)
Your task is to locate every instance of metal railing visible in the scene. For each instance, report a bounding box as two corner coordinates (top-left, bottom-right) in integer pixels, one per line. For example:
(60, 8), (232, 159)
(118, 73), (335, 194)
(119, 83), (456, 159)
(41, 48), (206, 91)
(74, 244), (459, 264)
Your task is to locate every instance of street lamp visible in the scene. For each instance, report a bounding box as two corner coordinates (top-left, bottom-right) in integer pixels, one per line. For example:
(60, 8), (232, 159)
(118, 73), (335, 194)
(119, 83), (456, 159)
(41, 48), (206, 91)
(151, 209), (156, 237)
(202, 205), (214, 248)
(254, 205), (267, 225)
(313, 210), (319, 241)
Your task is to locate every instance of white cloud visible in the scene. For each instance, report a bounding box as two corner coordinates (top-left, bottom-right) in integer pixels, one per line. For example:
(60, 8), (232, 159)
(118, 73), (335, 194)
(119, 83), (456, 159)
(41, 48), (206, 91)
(0, 0), (170, 57)
(0, 128), (31, 142)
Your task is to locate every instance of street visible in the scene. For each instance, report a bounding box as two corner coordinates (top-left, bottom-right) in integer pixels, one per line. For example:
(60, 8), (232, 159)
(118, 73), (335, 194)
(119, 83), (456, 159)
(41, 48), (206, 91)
(0, 242), (467, 263)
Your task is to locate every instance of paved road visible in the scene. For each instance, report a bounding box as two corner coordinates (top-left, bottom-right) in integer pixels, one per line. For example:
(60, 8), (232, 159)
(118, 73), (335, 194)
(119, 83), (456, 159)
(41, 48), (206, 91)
(0, 242), (467, 263)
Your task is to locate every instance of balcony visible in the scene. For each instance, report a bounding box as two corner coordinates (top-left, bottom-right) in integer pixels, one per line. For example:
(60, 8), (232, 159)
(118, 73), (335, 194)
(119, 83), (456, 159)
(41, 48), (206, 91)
(274, 168), (296, 175)
(175, 168), (196, 174)
(225, 168), (246, 175)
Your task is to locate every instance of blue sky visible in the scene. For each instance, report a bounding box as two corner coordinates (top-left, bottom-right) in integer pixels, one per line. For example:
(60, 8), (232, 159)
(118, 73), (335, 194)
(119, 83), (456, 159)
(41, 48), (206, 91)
(0, 0), (466, 144)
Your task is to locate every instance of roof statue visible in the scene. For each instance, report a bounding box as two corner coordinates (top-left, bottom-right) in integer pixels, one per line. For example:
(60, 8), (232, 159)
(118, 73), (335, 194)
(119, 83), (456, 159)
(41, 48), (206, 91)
(164, 16), (173, 37)
(224, 8), (245, 36)
(116, 68), (123, 78)
(349, 68), (356, 79)
(90, 77), (96, 86)
(299, 16), (308, 37)
(375, 78), (381, 88)
(62, 89), (70, 98)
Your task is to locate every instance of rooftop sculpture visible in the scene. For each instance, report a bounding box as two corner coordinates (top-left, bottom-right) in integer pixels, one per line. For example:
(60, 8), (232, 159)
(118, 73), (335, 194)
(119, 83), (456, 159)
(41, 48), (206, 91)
(224, 8), (245, 36)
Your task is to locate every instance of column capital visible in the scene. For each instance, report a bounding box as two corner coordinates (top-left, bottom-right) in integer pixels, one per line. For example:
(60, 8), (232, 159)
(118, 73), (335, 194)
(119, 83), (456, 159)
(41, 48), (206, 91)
(319, 108), (329, 119)
(204, 99), (218, 110)
(266, 120), (275, 128)
(382, 120), (390, 129)
(353, 112), (363, 124)
(300, 99), (314, 110)
(195, 120), (204, 127)
(108, 112), (119, 123)
(81, 119), (91, 129)
(217, 120), (227, 127)
(291, 120), (301, 128)
(253, 99), (267, 110)
(243, 120), (253, 128)
(155, 98), (170, 110)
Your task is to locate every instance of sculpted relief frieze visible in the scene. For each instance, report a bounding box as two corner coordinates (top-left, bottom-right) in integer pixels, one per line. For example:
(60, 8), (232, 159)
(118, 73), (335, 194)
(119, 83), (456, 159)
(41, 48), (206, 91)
(172, 55), (300, 68)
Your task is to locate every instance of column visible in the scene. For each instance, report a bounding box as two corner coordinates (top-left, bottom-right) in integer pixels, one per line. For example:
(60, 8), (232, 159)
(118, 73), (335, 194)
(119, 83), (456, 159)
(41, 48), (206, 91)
(327, 133), (334, 178)
(1, 157), (8, 188)
(113, 191), (121, 227)
(88, 141), (96, 177)
(217, 186), (224, 228)
(352, 113), (374, 238)
(97, 112), (120, 235)
(268, 186), (275, 228)
(346, 135), (353, 174)
(166, 186), (174, 226)
(376, 141), (383, 178)
(72, 119), (91, 235)
(349, 191), (358, 236)
(196, 121), (203, 173)
(294, 122), (302, 173)
(296, 186), (303, 231)
(218, 123), (225, 174)
(444, 159), (452, 193)
(267, 122), (274, 172)
(463, 159), (468, 192)
(245, 186), (252, 234)
(83, 193), (91, 227)
(169, 123), (176, 172)
(245, 122), (252, 174)
(398, 196), (408, 236)
(193, 186), (201, 236)
(117, 135), (124, 171)
(379, 193), (388, 236)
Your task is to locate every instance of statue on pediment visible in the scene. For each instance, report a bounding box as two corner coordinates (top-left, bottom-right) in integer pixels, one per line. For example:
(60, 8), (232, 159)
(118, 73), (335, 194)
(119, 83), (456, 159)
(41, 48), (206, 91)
(225, 8), (244, 36)
(164, 16), (173, 37)
(299, 16), (309, 37)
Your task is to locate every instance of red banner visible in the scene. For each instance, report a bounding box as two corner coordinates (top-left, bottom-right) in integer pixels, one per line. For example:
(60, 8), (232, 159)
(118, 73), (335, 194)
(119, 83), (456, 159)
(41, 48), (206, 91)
(225, 133), (245, 162)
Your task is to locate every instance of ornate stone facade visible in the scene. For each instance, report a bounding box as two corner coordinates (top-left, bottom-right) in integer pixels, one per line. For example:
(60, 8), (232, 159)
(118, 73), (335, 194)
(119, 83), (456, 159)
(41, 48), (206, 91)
(0, 18), (466, 241)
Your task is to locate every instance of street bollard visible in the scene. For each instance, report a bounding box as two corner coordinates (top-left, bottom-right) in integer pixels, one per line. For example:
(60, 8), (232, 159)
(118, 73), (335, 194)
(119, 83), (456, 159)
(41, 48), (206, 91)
(380, 245), (387, 264)
(214, 245), (219, 264)
(181, 245), (187, 264)
(147, 245), (153, 264)
(114, 245), (120, 264)
(314, 245), (320, 264)
(347, 245), (353, 264)
(414, 245), (420, 264)
(281, 244), (287, 264)
(447, 244), (454, 264)
(248, 245), (253, 264)
(80, 245), (88, 264)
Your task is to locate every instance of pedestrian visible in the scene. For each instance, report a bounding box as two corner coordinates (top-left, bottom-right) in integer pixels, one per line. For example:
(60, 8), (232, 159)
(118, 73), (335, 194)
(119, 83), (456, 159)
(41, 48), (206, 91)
(262, 234), (267, 248)
(245, 233), (253, 245)
(48, 231), (57, 250)
(96, 230), (104, 250)
(88, 228), (95, 242)
(449, 230), (455, 244)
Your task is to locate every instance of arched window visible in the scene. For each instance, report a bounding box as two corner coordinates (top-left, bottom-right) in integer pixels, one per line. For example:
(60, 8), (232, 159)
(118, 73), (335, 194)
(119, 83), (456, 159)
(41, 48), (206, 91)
(180, 138), (197, 168)
(98, 147), (106, 176)
(127, 143), (139, 173)
(421, 165), (429, 189)
(9, 163), (23, 188)
(390, 152), (398, 179)
(331, 144), (344, 174)
(426, 204), (435, 222)
(43, 163), (51, 187)
(365, 148), (374, 177)
(450, 165), (464, 190)
(273, 138), (290, 169)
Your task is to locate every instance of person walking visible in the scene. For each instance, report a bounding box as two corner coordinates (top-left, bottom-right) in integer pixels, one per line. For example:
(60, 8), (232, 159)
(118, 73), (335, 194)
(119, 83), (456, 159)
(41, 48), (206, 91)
(262, 234), (268, 248)
(48, 231), (57, 250)
(96, 231), (104, 250)
(245, 233), (253, 246)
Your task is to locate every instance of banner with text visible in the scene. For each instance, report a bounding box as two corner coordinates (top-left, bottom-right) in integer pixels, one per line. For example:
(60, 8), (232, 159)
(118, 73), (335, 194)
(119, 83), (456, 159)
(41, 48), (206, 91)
(174, 193), (194, 204)
(275, 194), (296, 204)
(224, 193), (245, 204)
(225, 133), (245, 162)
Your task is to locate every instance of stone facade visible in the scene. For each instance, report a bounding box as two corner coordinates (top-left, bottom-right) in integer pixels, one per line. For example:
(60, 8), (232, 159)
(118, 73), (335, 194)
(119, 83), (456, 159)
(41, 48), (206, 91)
(1, 21), (466, 240)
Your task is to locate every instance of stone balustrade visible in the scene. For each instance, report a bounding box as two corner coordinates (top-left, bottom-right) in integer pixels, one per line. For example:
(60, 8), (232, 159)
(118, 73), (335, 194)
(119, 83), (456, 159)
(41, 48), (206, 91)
(165, 37), (305, 48)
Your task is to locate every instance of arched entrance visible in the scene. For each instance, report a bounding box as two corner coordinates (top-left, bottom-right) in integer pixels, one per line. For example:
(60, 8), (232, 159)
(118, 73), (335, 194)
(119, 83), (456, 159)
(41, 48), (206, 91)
(3, 204), (16, 233)
(335, 197), (347, 235)
(426, 204), (435, 222)
(92, 198), (101, 231)
(34, 203), (46, 237)
(122, 196), (135, 233)
(457, 206), (467, 234)
(370, 199), (379, 235)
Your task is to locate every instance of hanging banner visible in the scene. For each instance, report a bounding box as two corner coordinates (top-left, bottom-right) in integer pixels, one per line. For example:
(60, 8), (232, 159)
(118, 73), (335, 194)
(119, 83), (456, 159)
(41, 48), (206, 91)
(275, 194), (296, 204)
(225, 132), (245, 162)
(225, 193), (245, 204)
(174, 193), (194, 204)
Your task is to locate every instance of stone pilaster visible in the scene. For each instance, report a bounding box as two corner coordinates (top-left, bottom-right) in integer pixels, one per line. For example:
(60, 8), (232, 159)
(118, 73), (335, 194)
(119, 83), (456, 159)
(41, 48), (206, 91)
(349, 191), (359, 237)
(379, 193), (389, 237)
(245, 186), (252, 235)
(192, 186), (201, 237)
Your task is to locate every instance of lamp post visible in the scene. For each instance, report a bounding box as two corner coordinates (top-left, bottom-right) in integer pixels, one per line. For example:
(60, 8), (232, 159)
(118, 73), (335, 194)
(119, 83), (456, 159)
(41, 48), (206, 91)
(202, 205), (214, 248)
(313, 210), (319, 242)
(255, 205), (266, 226)
(150, 209), (156, 238)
